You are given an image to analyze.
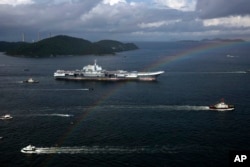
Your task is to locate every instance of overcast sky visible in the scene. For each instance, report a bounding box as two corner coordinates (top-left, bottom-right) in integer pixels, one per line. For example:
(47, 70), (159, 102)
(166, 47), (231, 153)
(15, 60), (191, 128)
(0, 0), (250, 42)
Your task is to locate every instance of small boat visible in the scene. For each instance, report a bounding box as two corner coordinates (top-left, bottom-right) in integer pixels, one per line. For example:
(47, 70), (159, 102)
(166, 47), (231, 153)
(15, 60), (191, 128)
(21, 145), (36, 153)
(209, 99), (234, 111)
(0, 114), (13, 120)
(23, 78), (39, 83)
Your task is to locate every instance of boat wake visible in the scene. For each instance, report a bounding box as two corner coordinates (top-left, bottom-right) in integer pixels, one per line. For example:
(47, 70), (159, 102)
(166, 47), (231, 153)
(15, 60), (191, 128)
(13, 88), (90, 91)
(21, 145), (179, 154)
(99, 105), (210, 111)
(26, 114), (73, 117)
(43, 89), (90, 91)
(162, 105), (210, 111)
(16, 81), (24, 83)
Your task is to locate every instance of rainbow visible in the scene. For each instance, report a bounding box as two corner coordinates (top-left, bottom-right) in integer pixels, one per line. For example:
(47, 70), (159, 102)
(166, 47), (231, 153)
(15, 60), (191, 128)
(56, 40), (244, 144)
(41, 40), (246, 166)
(55, 82), (125, 146)
(142, 41), (243, 71)
(41, 84), (126, 166)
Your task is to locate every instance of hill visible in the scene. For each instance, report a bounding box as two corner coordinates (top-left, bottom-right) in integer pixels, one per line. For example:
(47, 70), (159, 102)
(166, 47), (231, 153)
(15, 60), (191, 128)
(1, 35), (138, 57)
(0, 41), (29, 52)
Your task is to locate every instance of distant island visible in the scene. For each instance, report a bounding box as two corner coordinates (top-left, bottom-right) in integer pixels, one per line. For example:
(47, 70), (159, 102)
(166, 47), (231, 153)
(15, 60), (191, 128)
(177, 38), (245, 43)
(0, 35), (138, 57)
(201, 38), (245, 42)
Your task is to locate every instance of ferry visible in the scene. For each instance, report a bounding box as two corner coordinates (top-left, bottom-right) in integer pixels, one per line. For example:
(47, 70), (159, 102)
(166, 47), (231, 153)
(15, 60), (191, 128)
(54, 60), (164, 81)
(21, 145), (37, 153)
(0, 114), (13, 120)
(209, 99), (234, 111)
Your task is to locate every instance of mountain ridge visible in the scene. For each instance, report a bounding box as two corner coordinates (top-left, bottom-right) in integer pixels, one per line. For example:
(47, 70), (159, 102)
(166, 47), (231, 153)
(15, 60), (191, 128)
(0, 35), (138, 57)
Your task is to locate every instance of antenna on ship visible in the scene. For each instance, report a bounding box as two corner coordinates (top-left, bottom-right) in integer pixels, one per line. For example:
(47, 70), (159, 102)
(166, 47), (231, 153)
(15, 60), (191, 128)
(22, 32), (25, 42)
(94, 59), (97, 70)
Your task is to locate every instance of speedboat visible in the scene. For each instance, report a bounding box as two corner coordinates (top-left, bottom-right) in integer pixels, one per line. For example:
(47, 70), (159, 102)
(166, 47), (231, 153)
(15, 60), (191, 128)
(23, 78), (39, 83)
(209, 99), (234, 111)
(0, 114), (13, 120)
(21, 145), (36, 153)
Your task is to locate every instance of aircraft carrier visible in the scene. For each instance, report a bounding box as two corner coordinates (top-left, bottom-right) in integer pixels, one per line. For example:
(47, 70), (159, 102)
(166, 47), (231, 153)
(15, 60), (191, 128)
(54, 60), (164, 81)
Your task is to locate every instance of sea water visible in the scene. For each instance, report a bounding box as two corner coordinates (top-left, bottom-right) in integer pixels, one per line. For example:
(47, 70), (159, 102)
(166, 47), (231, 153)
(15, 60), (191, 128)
(0, 41), (250, 167)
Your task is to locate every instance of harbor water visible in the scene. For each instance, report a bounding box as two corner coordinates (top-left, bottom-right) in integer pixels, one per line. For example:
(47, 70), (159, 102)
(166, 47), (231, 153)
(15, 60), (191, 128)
(0, 41), (250, 167)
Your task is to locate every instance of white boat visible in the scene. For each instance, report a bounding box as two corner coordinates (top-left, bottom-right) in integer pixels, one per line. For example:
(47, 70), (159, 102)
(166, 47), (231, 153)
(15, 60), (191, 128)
(23, 78), (39, 83)
(209, 99), (234, 111)
(21, 145), (36, 153)
(0, 114), (13, 120)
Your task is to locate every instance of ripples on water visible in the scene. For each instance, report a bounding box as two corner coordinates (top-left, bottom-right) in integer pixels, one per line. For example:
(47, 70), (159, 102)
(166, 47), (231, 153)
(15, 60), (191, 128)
(1, 42), (250, 167)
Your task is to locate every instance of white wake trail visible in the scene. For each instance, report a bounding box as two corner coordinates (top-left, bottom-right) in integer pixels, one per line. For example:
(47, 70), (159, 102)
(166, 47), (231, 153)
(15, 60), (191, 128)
(102, 105), (210, 111)
(166, 105), (210, 111)
(47, 89), (90, 91)
(26, 114), (73, 117)
(12, 88), (90, 91)
(21, 145), (179, 154)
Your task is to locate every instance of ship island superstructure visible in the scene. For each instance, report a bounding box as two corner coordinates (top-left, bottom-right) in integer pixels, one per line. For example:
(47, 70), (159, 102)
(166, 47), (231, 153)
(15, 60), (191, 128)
(54, 60), (164, 81)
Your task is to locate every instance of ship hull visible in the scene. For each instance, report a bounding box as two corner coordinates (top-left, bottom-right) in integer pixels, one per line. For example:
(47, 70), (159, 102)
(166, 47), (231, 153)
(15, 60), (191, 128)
(54, 76), (159, 81)
(209, 105), (234, 111)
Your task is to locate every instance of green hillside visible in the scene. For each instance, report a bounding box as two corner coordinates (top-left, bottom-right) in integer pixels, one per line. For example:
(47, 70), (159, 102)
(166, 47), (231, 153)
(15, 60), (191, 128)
(2, 35), (138, 57)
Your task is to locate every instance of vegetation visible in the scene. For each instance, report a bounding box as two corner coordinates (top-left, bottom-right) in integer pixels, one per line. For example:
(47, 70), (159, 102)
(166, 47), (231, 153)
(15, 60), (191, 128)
(0, 35), (138, 57)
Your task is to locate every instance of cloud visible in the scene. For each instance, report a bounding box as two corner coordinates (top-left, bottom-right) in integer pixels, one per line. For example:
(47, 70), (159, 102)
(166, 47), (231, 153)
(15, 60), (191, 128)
(0, 0), (250, 41)
(196, 0), (250, 19)
(0, 1), (100, 30)
(203, 16), (250, 28)
(103, 0), (126, 5)
(154, 0), (196, 11)
(0, 0), (34, 6)
(80, 1), (193, 29)
(138, 20), (181, 29)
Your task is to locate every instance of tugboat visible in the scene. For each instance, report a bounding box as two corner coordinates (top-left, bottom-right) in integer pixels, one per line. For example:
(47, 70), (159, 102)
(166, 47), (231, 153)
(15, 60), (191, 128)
(209, 99), (234, 111)
(21, 145), (36, 153)
(23, 78), (39, 83)
(0, 114), (13, 120)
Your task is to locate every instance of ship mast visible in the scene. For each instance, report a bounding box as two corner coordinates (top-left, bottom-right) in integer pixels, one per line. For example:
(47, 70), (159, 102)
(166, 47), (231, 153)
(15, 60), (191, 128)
(22, 32), (25, 42)
(94, 59), (97, 70)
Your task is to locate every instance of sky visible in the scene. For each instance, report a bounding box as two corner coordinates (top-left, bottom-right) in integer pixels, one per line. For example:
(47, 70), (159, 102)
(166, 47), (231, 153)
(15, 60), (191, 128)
(0, 0), (250, 42)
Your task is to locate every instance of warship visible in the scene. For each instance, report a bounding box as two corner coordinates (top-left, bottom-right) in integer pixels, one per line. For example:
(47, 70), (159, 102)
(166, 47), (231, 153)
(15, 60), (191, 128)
(54, 60), (164, 81)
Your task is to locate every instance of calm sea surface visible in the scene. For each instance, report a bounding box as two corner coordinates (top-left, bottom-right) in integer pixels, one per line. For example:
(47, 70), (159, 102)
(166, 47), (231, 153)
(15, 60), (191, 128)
(0, 42), (250, 167)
